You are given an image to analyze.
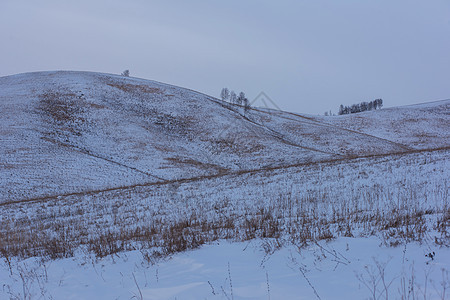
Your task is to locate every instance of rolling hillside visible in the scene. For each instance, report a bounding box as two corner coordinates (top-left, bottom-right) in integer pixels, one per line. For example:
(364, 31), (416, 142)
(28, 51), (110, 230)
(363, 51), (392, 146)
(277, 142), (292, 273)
(0, 71), (449, 299)
(1, 71), (448, 203)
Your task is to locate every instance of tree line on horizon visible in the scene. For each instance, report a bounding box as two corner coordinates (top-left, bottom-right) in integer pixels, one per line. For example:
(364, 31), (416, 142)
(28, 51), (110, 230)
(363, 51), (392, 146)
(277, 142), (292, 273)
(338, 99), (383, 115)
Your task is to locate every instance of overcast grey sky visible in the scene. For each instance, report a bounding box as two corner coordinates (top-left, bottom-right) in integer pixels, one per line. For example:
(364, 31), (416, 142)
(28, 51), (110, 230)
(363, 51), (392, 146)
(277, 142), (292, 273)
(1, 0), (449, 114)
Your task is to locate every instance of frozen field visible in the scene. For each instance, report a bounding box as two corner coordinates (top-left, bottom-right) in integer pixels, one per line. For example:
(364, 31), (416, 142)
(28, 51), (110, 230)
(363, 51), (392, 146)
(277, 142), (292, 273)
(0, 71), (448, 299)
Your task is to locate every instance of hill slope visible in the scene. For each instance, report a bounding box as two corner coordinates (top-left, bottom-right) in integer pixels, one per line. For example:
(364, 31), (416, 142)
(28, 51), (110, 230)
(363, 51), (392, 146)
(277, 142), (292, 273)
(1, 71), (449, 299)
(304, 100), (450, 150)
(0, 71), (449, 203)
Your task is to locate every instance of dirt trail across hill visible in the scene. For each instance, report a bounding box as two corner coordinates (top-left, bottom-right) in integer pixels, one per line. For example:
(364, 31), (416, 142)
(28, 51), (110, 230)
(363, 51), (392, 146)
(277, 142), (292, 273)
(1, 146), (447, 208)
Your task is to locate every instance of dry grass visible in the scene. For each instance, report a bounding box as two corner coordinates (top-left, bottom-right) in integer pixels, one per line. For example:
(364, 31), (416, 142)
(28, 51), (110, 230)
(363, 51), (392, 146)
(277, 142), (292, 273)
(0, 182), (447, 261)
(106, 83), (163, 95)
(38, 91), (85, 125)
(0, 150), (447, 261)
(37, 90), (90, 138)
(165, 157), (228, 173)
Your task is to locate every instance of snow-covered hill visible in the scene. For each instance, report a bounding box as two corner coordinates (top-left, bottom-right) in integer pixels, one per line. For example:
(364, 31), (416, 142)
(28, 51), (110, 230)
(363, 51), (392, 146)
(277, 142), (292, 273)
(306, 99), (450, 150)
(1, 71), (448, 203)
(0, 71), (448, 299)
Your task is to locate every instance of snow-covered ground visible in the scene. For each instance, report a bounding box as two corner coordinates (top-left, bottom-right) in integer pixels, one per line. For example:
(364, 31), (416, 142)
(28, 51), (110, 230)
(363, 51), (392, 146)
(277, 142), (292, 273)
(0, 71), (448, 299)
(1, 238), (448, 299)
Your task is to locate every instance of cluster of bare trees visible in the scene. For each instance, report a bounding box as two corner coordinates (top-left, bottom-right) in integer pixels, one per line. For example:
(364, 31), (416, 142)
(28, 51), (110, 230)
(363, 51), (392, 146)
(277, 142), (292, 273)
(220, 88), (250, 112)
(338, 99), (383, 115)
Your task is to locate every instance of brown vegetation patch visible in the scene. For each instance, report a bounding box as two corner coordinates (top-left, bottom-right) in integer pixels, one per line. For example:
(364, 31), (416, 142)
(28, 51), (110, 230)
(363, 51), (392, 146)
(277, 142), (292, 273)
(39, 91), (82, 123)
(37, 91), (89, 137)
(165, 157), (227, 173)
(107, 83), (164, 95)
